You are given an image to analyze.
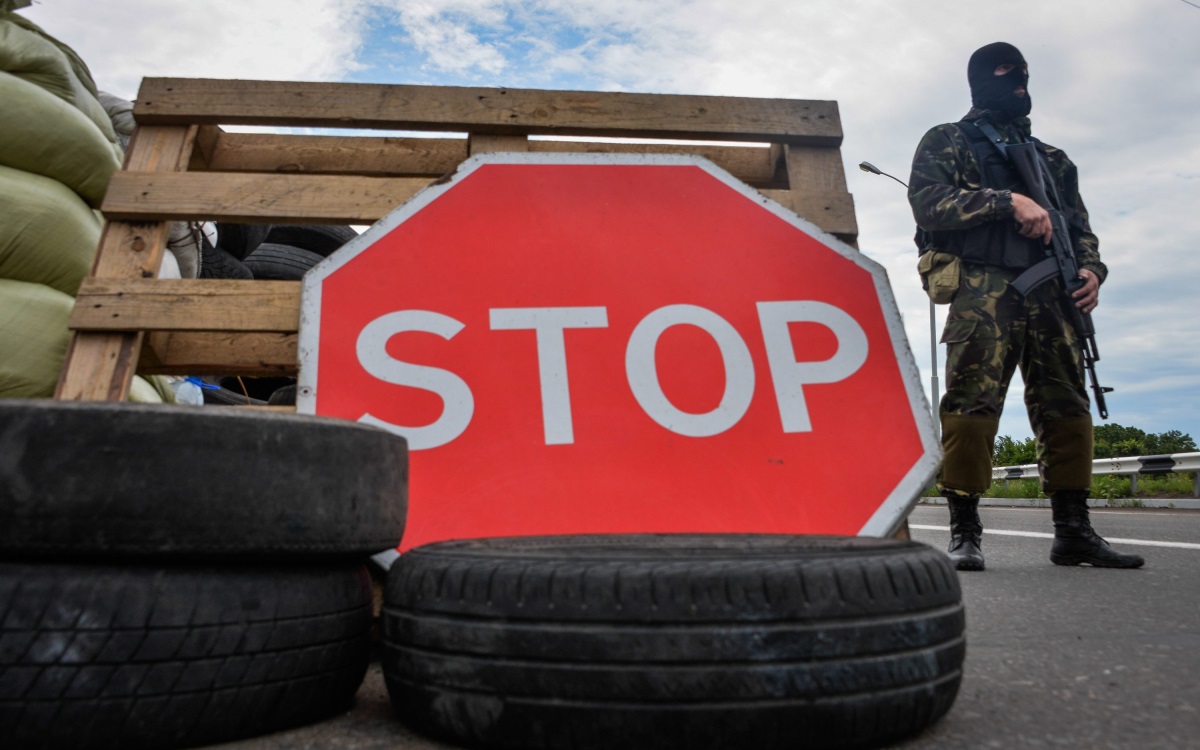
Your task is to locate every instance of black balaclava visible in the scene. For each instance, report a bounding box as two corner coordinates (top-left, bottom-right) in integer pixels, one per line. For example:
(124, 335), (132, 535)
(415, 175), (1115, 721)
(968, 42), (1031, 120)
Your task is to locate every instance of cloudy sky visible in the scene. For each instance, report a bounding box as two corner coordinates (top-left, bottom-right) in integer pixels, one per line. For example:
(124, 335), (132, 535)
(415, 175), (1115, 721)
(21, 0), (1200, 447)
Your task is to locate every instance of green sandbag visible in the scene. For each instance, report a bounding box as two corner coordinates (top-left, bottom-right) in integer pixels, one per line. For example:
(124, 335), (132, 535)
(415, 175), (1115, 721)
(0, 277), (73, 397)
(128, 375), (170, 404)
(0, 278), (168, 402)
(0, 164), (101, 295)
(0, 13), (118, 144)
(0, 71), (122, 207)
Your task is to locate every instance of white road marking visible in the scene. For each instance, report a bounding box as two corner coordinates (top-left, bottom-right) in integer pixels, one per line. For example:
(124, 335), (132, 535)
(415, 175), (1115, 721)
(908, 525), (1200, 550)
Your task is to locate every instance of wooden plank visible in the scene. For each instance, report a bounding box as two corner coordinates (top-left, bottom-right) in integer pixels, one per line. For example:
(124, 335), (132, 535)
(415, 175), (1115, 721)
(193, 129), (786, 186)
(531, 141), (784, 187)
(469, 133), (529, 155)
(785, 145), (849, 192)
(200, 130), (469, 176)
(104, 172), (854, 235)
(760, 189), (858, 241)
(135, 78), (843, 146)
(54, 333), (147, 402)
(779, 147), (859, 242)
(140, 331), (297, 375)
(102, 172), (432, 224)
(189, 124), (221, 171)
(56, 126), (197, 401)
(71, 279), (301, 333)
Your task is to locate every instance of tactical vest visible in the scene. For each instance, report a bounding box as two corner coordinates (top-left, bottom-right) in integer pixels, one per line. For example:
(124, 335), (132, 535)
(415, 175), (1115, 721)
(925, 119), (1055, 270)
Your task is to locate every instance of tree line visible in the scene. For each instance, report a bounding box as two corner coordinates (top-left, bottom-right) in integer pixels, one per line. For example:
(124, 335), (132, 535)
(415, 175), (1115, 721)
(993, 424), (1197, 467)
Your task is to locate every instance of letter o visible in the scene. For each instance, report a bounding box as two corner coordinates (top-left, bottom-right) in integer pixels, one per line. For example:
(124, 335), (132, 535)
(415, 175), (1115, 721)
(625, 304), (755, 437)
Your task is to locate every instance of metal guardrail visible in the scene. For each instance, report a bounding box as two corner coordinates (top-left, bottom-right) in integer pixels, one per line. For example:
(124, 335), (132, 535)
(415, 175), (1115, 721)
(993, 452), (1200, 497)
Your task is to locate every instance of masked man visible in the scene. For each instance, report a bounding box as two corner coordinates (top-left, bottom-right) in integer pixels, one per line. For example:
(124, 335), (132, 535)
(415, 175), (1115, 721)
(908, 42), (1143, 571)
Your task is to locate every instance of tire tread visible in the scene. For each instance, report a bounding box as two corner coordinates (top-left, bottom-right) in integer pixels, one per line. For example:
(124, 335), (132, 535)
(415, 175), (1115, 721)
(0, 563), (372, 750)
(383, 535), (963, 750)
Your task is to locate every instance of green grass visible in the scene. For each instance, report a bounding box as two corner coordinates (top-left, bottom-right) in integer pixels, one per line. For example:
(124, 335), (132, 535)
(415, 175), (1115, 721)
(923, 472), (1196, 499)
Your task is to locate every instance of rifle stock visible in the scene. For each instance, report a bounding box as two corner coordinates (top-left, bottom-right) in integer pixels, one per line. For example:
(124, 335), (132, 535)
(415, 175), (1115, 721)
(1006, 142), (1114, 419)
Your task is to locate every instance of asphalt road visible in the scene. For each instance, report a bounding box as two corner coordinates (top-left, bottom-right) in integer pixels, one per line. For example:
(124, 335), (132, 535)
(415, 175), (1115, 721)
(896, 505), (1200, 750)
(214, 505), (1200, 750)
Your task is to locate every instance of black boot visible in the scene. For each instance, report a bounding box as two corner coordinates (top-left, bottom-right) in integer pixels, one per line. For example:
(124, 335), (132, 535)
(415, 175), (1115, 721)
(1050, 492), (1144, 568)
(946, 496), (985, 571)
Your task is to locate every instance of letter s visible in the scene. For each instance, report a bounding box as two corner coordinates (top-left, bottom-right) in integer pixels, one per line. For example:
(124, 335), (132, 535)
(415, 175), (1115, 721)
(355, 310), (474, 450)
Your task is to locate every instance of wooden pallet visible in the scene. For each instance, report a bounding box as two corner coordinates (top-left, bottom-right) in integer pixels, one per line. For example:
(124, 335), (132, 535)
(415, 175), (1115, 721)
(55, 78), (857, 402)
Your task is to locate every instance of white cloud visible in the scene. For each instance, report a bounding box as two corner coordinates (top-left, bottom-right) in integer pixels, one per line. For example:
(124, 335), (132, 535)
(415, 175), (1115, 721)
(21, 0), (366, 99)
(377, 0), (509, 74)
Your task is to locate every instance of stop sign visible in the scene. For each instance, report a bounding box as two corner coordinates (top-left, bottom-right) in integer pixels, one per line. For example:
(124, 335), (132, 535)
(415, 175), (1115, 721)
(298, 154), (938, 550)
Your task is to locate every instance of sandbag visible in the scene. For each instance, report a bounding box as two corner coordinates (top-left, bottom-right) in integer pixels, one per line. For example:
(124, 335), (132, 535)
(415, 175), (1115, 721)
(98, 90), (134, 152)
(0, 277), (168, 401)
(0, 164), (101, 295)
(0, 12), (118, 144)
(0, 72), (122, 207)
(158, 244), (182, 279)
(0, 278), (72, 397)
(128, 375), (170, 404)
(166, 221), (204, 279)
(98, 91), (134, 136)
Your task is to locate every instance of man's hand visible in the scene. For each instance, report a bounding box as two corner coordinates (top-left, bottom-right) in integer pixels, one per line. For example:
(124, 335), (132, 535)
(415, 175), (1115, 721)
(1073, 268), (1100, 313)
(1011, 193), (1053, 244)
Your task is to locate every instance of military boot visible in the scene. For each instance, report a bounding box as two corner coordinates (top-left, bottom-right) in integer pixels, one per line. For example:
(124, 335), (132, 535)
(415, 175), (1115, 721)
(1050, 491), (1144, 568)
(946, 496), (985, 571)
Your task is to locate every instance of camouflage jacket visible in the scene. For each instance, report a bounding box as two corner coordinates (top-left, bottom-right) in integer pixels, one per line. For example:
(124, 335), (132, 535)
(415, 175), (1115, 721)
(908, 108), (1105, 283)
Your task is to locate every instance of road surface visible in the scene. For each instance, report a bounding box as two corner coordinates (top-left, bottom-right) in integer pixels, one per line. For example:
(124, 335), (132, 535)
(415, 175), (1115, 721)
(215, 505), (1200, 749)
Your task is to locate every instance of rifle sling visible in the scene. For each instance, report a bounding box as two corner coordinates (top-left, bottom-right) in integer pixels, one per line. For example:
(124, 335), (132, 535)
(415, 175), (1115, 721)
(973, 120), (1063, 211)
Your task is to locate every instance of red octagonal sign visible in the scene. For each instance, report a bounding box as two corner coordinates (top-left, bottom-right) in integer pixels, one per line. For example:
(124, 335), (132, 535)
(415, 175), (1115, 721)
(299, 154), (938, 550)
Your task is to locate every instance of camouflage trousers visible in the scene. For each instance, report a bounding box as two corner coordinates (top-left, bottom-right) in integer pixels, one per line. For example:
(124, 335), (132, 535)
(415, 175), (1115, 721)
(938, 263), (1094, 495)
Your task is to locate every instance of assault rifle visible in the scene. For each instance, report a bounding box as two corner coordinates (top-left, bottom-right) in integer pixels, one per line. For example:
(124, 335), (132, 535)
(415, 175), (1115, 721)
(991, 132), (1114, 419)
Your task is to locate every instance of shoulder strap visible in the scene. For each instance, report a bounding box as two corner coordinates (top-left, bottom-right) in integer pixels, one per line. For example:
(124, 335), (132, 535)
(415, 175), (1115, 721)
(970, 120), (1011, 159)
(967, 119), (1050, 161)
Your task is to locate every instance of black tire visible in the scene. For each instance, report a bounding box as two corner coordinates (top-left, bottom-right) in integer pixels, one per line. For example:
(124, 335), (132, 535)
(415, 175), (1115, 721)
(198, 376), (269, 407)
(243, 243), (324, 280)
(268, 383), (298, 406)
(215, 222), (273, 260)
(0, 400), (407, 559)
(0, 562), (372, 750)
(383, 535), (964, 750)
(198, 237), (253, 279)
(264, 224), (358, 257)
(204, 374), (292, 403)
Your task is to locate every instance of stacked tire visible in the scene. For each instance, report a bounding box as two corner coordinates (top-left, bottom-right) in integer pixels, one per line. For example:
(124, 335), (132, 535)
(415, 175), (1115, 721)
(202, 223), (358, 283)
(382, 534), (965, 749)
(200, 224), (359, 407)
(0, 400), (408, 749)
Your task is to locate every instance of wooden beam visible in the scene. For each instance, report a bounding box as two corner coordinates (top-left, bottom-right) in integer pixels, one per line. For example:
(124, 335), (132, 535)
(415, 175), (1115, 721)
(102, 172), (433, 224)
(71, 279), (301, 333)
(191, 129), (787, 187)
(190, 124), (221, 171)
(135, 78), (843, 146)
(530, 141), (784, 187)
(469, 133), (529, 155)
(140, 331), (297, 375)
(760, 189), (858, 241)
(785, 145), (849, 192)
(199, 130), (469, 176)
(55, 125), (197, 401)
(103, 172), (854, 235)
